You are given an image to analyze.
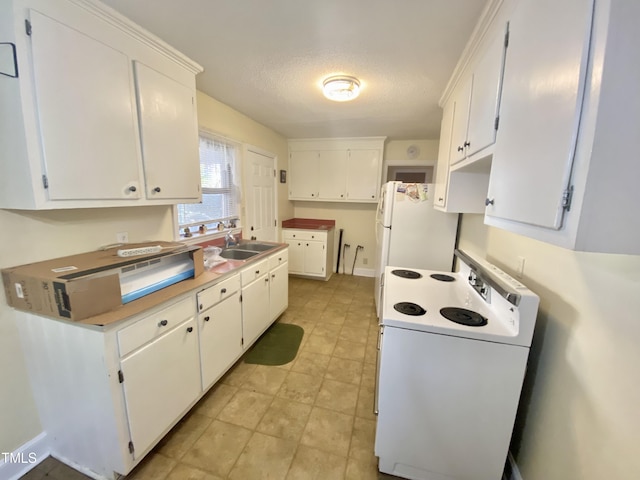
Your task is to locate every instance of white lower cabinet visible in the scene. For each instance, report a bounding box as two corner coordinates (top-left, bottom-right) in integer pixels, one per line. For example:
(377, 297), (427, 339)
(14, 248), (289, 479)
(241, 261), (271, 349)
(120, 317), (200, 459)
(197, 274), (242, 390)
(269, 261), (289, 322)
(283, 228), (333, 280)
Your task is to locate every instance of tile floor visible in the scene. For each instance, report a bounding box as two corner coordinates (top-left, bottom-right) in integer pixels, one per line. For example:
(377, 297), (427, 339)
(20, 274), (399, 480)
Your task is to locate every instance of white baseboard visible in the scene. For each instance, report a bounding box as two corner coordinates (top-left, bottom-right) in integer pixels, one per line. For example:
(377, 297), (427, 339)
(504, 451), (524, 480)
(0, 432), (50, 480)
(352, 267), (375, 277)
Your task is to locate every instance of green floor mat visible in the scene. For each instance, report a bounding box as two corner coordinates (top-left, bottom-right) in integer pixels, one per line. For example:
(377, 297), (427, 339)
(244, 323), (304, 366)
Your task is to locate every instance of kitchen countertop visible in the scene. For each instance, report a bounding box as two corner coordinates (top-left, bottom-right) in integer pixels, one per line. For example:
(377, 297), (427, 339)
(282, 218), (336, 230)
(76, 241), (288, 327)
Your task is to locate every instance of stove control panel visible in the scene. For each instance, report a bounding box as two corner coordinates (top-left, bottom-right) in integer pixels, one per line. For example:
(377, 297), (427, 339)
(468, 271), (490, 302)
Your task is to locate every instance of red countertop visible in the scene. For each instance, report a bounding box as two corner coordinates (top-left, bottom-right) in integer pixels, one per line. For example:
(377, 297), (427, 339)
(282, 218), (336, 230)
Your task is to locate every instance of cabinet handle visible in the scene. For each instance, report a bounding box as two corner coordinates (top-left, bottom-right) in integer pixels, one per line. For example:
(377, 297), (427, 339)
(153, 187), (161, 193)
(221, 288), (227, 294)
(485, 198), (495, 206)
(158, 319), (168, 327)
(464, 141), (471, 147)
(128, 185), (137, 192)
(255, 270), (260, 275)
(265, 278), (269, 283)
(438, 197), (444, 202)
(186, 326), (194, 333)
(457, 146), (464, 152)
(199, 303), (203, 310)
(204, 316), (210, 322)
(272, 274), (276, 279)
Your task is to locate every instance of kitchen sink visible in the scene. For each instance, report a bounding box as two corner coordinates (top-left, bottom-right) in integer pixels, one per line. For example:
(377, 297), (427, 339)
(219, 249), (259, 260)
(235, 242), (277, 252)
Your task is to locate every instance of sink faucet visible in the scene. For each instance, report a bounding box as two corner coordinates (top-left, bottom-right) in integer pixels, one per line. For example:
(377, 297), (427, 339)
(224, 231), (237, 248)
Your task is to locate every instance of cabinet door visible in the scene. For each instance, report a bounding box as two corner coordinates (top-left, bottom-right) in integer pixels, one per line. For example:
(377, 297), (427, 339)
(289, 151), (319, 199)
(134, 62), (200, 201)
(120, 318), (200, 458)
(199, 293), (242, 390)
(486, 0), (593, 229)
(242, 274), (271, 348)
(346, 149), (381, 201)
(466, 28), (506, 157)
(285, 240), (304, 273)
(318, 150), (348, 200)
(30, 10), (141, 201)
(434, 101), (456, 208)
(304, 241), (326, 276)
(449, 79), (472, 164)
(269, 262), (289, 322)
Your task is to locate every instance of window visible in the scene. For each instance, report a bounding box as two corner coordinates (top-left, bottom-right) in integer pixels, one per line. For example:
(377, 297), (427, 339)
(177, 133), (240, 235)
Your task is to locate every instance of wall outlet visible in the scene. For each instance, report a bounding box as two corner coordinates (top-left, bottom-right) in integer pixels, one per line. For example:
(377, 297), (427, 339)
(116, 232), (129, 244)
(363, 258), (368, 265)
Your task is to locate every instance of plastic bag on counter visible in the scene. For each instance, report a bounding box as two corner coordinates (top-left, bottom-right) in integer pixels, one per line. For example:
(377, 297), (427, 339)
(203, 246), (227, 270)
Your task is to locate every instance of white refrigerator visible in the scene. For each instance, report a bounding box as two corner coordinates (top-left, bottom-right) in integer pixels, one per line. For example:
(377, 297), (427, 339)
(374, 182), (459, 316)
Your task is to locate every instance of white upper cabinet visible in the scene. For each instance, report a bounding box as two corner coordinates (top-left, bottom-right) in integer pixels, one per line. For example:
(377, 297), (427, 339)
(288, 150), (320, 200)
(485, 0), (640, 254)
(434, 2), (507, 213)
(288, 137), (386, 203)
(0, 0), (203, 209)
(134, 62), (200, 201)
(28, 10), (141, 201)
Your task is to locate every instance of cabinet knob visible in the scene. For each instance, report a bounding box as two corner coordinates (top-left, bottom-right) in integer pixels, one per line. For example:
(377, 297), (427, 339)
(340, 194), (344, 198)
(186, 326), (194, 333)
(199, 303), (203, 310)
(153, 187), (161, 193)
(311, 193), (315, 197)
(158, 319), (168, 327)
(265, 278), (269, 283)
(272, 274), (276, 278)
(221, 288), (227, 294)
(464, 141), (471, 147)
(485, 198), (495, 206)
(204, 316), (210, 322)
(128, 186), (137, 192)
(457, 146), (464, 152)
(371, 195), (375, 198)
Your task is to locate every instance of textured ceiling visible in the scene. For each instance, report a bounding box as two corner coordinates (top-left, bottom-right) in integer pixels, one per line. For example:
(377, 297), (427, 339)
(101, 0), (487, 140)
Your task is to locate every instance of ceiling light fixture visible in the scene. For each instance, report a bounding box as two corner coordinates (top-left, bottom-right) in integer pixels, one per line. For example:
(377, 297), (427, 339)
(322, 75), (361, 102)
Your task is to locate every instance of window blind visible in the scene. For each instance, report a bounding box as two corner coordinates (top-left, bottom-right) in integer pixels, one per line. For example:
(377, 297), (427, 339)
(177, 134), (239, 229)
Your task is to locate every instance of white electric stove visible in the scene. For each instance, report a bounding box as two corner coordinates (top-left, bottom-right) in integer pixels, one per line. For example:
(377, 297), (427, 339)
(374, 249), (539, 480)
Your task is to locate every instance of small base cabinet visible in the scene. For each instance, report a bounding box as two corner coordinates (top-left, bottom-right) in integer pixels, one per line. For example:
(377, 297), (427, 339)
(283, 228), (334, 281)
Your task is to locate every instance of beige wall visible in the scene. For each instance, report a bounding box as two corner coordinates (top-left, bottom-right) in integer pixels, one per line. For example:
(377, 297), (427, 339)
(458, 214), (640, 480)
(0, 91), (289, 456)
(196, 91), (293, 226)
(292, 202), (377, 275)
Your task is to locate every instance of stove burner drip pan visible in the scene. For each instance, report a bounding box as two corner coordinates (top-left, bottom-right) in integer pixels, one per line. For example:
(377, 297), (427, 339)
(430, 273), (456, 282)
(394, 302), (427, 316)
(440, 307), (488, 327)
(391, 269), (422, 279)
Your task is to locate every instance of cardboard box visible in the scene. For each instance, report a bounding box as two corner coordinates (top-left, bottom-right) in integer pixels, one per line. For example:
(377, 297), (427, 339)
(2, 242), (203, 321)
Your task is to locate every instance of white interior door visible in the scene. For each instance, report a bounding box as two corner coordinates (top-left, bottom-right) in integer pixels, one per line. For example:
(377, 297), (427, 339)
(244, 148), (277, 240)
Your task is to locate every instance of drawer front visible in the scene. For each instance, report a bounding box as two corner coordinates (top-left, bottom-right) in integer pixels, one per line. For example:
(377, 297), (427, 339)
(118, 296), (195, 357)
(268, 249), (289, 270)
(197, 274), (240, 312)
(282, 229), (326, 241)
(241, 258), (270, 285)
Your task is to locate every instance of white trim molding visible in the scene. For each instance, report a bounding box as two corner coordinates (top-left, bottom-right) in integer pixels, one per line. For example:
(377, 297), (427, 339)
(0, 432), (49, 480)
